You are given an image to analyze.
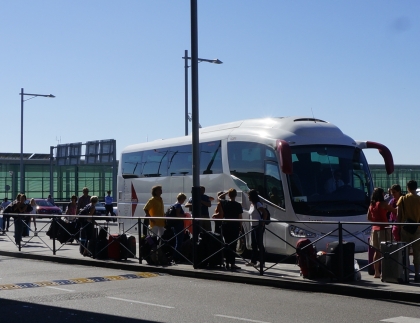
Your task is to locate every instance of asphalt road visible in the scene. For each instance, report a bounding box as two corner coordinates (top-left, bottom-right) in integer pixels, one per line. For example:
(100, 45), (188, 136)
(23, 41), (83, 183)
(0, 256), (419, 323)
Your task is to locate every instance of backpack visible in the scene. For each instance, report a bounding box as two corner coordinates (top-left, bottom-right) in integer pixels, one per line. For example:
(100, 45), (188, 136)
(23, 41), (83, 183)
(165, 204), (177, 228)
(79, 204), (92, 215)
(296, 238), (317, 278)
(257, 205), (271, 225)
(264, 206), (271, 225)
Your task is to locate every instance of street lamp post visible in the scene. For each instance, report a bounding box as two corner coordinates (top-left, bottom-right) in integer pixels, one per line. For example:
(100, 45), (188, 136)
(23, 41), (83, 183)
(182, 50), (222, 136)
(20, 88), (55, 193)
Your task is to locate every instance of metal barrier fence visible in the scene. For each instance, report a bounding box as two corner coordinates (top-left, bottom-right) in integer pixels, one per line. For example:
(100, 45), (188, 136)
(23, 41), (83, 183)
(1, 213), (419, 282)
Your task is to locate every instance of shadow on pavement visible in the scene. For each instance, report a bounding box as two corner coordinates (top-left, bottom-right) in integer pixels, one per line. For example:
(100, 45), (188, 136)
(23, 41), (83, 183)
(0, 297), (162, 323)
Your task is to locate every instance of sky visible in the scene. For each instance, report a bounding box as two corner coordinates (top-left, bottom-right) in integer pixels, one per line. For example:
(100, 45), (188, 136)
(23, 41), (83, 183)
(1, 1), (419, 165)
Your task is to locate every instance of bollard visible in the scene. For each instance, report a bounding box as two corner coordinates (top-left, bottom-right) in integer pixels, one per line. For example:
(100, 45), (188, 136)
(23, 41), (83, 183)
(52, 217), (56, 255)
(338, 222), (343, 281)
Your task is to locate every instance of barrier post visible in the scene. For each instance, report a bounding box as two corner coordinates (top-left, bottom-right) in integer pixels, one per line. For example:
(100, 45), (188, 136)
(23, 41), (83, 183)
(338, 221), (343, 281)
(259, 221), (264, 276)
(138, 218), (142, 264)
(52, 217), (56, 255)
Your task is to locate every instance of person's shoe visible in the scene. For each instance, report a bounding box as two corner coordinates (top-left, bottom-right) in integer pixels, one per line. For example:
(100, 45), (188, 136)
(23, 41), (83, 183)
(246, 262), (256, 267)
(231, 265), (241, 270)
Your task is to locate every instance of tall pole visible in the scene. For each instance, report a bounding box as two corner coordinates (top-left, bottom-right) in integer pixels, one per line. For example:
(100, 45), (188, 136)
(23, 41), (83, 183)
(190, 0), (201, 269)
(50, 146), (54, 200)
(20, 88), (24, 193)
(184, 49), (189, 136)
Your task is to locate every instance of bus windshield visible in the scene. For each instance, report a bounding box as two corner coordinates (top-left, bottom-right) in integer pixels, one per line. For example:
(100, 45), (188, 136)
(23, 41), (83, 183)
(288, 145), (372, 216)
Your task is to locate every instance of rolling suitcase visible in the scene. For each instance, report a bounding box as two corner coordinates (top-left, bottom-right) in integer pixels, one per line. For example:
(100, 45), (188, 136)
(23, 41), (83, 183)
(108, 234), (122, 260)
(380, 241), (409, 284)
(119, 234), (128, 260)
(95, 239), (108, 260)
(126, 235), (137, 258)
(326, 241), (355, 281)
(108, 234), (128, 260)
(198, 231), (224, 268)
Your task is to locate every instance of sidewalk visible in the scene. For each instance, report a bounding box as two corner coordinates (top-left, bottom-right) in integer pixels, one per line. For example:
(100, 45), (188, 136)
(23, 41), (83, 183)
(0, 223), (419, 303)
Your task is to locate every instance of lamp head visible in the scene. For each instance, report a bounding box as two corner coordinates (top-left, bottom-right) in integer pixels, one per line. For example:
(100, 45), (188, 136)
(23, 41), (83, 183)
(48, 94), (55, 98)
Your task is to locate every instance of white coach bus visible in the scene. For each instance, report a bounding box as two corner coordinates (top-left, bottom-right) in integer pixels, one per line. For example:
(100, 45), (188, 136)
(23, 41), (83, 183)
(117, 117), (393, 255)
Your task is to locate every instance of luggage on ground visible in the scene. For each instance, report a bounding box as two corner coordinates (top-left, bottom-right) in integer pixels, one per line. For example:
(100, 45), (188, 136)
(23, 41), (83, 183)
(326, 241), (355, 281)
(296, 238), (317, 278)
(126, 235), (137, 258)
(95, 238), (109, 260)
(380, 241), (409, 284)
(56, 220), (80, 244)
(84, 228), (98, 257)
(108, 234), (128, 260)
(139, 235), (170, 266)
(197, 231), (224, 268)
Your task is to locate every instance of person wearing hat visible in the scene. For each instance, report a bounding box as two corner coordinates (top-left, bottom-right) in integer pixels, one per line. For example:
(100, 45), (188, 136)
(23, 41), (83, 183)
(212, 191), (228, 234)
(105, 190), (116, 220)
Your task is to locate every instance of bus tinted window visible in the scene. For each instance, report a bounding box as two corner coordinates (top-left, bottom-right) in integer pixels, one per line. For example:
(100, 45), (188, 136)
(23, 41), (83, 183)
(142, 148), (169, 177)
(228, 142), (277, 198)
(201, 141), (222, 175)
(121, 140), (222, 178)
(167, 144), (192, 176)
(121, 151), (143, 178)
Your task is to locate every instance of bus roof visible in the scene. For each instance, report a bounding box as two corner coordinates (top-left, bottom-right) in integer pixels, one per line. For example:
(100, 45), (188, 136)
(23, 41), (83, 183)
(122, 116), (356, 153)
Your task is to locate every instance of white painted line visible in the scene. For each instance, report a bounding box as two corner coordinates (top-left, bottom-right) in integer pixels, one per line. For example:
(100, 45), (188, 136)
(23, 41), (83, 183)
(381, 317), (420, 323)
(107, 297), (174, 309)
(46, 286), (75, 292)
(214, 314), (271, 323)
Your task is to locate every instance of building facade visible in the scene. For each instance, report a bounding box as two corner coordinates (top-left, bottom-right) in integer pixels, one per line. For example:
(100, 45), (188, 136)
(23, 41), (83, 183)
(0, 139), (117, 202)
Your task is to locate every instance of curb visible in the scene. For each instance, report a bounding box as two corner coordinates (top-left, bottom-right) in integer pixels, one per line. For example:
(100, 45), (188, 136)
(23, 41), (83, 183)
(0, 250), (417, 304)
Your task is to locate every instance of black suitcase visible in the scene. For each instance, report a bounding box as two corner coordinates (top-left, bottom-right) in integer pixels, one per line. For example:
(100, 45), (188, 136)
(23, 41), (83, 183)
(198, 231), (224, 268)
(381, 241), (409, 284)
(119, 234), (128, 260)
(95, 239), (108, 260)
(326, 241), (355, 281)
(126, 235), (137, 258)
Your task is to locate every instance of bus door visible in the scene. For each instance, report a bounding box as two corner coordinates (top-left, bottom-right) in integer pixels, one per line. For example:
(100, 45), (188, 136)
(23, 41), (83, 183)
(263, 161), (287, 253)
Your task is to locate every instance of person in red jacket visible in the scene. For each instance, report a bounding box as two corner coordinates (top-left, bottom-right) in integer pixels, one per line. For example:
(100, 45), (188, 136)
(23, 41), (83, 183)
(368, 187), (396, 278)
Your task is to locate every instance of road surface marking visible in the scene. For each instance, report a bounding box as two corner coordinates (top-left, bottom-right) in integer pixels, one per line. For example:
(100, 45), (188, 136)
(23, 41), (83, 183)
(381, 317), (420, 323)
(214, 314), (271, 323)
(46, 286), (75, 292)
(0, 272), (161, 290)
(107, 297), (174, 309)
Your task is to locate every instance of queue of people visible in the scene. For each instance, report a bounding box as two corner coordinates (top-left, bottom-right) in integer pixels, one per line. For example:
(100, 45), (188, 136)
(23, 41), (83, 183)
(142, 185), (267, 270)
(368, 180), (420, 282)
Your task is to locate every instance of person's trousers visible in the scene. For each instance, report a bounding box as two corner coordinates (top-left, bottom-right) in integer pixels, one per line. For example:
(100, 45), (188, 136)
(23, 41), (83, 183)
(250, 224), (265, 264)
(172, 224), (184, 261)
(13, 216), (24, 244)
(105, 204), (114, 216)
(223, 224), (240, 265)
(2, 215), (10, 231)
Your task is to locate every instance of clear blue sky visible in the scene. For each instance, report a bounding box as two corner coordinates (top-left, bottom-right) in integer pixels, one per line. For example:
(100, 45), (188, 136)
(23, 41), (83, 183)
(1, 1), (419, 165)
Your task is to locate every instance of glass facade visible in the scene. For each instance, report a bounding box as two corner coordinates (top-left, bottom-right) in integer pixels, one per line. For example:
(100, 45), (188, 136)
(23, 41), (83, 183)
(370, 164), (420, 193)
(0, 160), (114, 202)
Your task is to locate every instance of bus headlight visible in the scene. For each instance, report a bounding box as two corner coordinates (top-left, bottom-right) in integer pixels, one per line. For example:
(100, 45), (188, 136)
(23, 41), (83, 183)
(289, 225), (316, 238)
